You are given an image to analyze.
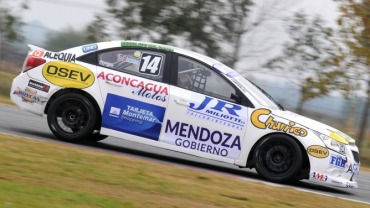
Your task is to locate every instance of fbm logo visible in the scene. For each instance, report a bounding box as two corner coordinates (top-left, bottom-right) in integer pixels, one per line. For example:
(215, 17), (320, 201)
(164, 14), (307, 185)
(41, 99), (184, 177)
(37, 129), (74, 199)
(330, 155), (346, 169)
(42, 61), (94, 89)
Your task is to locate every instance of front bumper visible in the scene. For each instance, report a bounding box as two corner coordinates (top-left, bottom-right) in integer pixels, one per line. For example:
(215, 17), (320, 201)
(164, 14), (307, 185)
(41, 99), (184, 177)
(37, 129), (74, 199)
(308, 147), (360, 188)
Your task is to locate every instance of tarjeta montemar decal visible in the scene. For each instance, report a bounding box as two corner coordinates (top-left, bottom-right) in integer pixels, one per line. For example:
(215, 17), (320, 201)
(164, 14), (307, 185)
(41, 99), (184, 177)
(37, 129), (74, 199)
(102, 94), (166, 140)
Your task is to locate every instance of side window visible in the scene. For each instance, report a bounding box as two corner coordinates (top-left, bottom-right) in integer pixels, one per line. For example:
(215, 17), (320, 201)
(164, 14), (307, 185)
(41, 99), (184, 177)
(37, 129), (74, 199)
(177, 56), (237, 102)
(98, 49), (165, 81)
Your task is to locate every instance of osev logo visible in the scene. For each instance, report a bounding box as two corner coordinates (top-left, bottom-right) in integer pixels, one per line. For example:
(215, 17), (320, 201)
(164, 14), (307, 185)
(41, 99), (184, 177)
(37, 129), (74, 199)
(42, 61), (94, 89)
(307, 145), (329, 158)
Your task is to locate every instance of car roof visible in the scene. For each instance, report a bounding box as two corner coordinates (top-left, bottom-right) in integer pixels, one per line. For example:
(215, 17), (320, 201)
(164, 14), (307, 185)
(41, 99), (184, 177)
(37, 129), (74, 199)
(62, 40), (222, 67)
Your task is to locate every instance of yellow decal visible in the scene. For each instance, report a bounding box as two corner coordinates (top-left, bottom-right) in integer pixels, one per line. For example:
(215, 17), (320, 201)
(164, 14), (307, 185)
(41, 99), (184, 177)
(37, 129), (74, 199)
(251, 109), (308, 137)
(42, 61), (94, 89)
(307, 145), (329, 158)
(329, 132), (349, 145)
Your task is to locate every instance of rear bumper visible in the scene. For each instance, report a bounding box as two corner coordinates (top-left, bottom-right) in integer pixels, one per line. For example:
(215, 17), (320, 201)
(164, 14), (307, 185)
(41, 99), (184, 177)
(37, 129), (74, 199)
(10, 72), (50, 116)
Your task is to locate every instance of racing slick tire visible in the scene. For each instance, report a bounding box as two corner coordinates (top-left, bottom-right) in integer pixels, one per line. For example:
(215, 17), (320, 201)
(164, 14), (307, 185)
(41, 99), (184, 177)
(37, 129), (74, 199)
(254, 134), (303, 183)
(47, 93), (98, 143)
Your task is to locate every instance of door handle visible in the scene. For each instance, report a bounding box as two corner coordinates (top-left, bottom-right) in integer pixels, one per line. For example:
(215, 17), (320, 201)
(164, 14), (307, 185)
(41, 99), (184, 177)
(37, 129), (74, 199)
(175, 99), (190, 107)
(106, 80), (122, 87)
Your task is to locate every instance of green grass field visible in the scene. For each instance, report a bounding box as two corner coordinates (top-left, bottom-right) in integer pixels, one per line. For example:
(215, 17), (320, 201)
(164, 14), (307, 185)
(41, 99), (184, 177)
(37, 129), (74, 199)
(0, 133), (369, 208)
(0, 71), (16, 104)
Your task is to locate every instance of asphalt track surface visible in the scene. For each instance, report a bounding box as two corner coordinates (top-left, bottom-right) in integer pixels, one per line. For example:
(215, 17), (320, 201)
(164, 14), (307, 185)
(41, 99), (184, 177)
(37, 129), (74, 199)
(1, 103), (370, 205)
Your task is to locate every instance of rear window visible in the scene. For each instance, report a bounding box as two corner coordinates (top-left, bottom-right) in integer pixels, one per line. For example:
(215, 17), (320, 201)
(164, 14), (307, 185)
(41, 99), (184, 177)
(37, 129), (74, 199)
(98, 50), (165, 81)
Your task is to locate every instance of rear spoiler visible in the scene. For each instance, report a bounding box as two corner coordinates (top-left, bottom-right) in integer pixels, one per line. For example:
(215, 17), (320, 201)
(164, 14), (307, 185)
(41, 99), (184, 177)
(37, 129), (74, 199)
(27, 44), (47, 53)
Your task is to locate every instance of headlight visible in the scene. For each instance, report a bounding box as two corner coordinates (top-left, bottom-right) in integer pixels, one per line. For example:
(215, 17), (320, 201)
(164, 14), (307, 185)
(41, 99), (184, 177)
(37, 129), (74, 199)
(313, 131), (346, 155)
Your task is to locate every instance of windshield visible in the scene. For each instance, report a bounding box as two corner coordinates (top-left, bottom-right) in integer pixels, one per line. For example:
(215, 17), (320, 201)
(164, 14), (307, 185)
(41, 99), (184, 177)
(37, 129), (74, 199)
(212, 63), (283, 110)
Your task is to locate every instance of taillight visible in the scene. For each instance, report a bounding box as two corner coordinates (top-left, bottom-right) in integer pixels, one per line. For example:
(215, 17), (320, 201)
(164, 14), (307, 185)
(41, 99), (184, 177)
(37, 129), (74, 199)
(23, 56), (46, 72)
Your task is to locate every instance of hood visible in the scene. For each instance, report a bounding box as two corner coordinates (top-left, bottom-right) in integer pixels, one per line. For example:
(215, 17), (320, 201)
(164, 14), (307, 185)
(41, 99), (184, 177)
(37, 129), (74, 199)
(273, 110), (355, 145)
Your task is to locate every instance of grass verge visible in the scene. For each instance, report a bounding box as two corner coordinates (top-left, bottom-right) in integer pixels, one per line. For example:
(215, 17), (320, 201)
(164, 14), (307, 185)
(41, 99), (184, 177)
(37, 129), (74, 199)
(0, 71), (16, 98)
(0, 134), (369, 208)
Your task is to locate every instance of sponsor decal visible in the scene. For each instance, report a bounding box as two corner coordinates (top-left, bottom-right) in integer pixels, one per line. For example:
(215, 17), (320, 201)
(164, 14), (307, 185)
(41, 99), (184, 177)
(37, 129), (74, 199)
(347, 163), (359, 174)
(31, 50), (76, 62)
(187, 96), (247, 130)
(117, 54), (141, 65)
(31, 50), (45, 58)
(43, 51), (76, 62)
(307, 145), (328, 158)
(121, 42), (174, 52)
(99, 60), (114, 68)
(134, 51), (142, 58)
(82, 44), (98, 53)
(163, 120), (242, 159)
(331, 180), (343, 185)
(139, 53), (162, 76)
(109, 107), (121, 118)
(28, 79), (50, 93)
(310, 172), (328, 181)
(13, 87), (47, 104)
(339, 144), (346, 154)
(251, 109), (308, 137)
(102, 94), (166, 140)
(97, 71), (168, 102)
(42, 61), (94, 89)
(329, 154), (346, 169)
(346, 182), (355, 188)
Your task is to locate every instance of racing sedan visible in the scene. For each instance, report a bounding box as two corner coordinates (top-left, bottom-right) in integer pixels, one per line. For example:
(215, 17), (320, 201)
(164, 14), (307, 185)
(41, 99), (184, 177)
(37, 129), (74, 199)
(10, 40), (360, 188)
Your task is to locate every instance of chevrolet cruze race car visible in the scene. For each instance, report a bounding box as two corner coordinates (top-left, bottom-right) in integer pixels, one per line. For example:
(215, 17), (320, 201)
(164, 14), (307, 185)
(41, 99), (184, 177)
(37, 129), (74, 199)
(11, 40), (360, 188)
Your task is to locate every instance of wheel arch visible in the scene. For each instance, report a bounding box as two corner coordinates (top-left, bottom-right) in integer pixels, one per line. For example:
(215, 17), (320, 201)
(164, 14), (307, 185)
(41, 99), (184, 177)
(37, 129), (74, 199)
(44, 88), (103, 130)
(246, 132), (310, 180)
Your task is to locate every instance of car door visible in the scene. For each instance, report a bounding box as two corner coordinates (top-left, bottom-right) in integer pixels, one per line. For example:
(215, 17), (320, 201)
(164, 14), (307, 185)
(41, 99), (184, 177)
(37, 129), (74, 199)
(160, 55), (251, 162)
(96, 48), (171, 141)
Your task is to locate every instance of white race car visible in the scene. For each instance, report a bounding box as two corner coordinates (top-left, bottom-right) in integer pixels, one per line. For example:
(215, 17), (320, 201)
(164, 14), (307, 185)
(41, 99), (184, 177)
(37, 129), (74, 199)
(10, 41), (360, 188)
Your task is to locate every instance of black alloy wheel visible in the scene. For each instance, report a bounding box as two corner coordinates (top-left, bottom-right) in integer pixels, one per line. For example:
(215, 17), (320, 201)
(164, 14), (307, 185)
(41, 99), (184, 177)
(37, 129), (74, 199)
(47, 93), (98, 142)
(254, 134), (303, 183)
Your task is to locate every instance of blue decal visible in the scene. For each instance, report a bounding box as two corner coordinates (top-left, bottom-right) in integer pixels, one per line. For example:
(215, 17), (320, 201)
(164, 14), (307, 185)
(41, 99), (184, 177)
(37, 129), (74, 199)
(347, 163), (359, 173)
(102, 94), (166, 141)
(329, 155), (346, 169)
(82, 44), (98, 53)
(225, 71), (239, 78)
(187, 96), (246, 130)
(212, 63), (241, 78)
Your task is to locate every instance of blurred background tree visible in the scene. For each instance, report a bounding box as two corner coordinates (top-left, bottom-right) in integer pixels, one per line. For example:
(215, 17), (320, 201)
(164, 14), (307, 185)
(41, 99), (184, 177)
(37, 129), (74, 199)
(264, 13), (354, 114)
(44, 27), (91, 51)
(87, 0), (253, 67)
(0, 0), (28, 73)
(0, 0), (26, 42)
(337, 0), (370, 149)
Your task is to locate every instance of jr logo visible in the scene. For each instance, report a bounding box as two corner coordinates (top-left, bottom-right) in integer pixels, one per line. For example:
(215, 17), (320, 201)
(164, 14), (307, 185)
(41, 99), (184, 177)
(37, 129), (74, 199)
(187, 96), (246, 130)
(189, 96), (242, 117)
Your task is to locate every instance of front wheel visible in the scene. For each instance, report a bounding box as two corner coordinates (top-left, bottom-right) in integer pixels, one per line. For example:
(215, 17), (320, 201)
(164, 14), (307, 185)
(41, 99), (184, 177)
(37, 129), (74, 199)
(47, 93), (98, 143)
(254, 134), (303, 183)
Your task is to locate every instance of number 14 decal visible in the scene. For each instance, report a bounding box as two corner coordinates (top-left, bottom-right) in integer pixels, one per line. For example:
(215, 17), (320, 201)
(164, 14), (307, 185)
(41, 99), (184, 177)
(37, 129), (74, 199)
(139, 53), (163, 76)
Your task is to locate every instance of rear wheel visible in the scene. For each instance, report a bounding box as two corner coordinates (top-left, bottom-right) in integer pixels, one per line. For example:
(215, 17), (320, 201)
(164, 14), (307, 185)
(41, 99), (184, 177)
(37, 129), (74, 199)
(47, 93), (97, 143)
(254, 134), (302, 183)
